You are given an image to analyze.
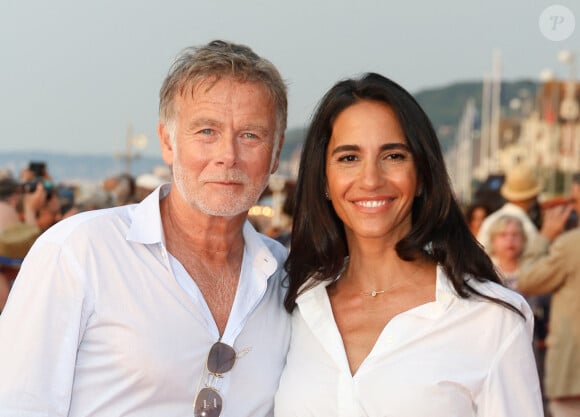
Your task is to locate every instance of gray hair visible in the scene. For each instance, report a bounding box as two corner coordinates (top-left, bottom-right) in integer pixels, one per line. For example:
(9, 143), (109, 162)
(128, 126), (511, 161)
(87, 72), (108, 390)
(488, 214), (527, 255)
(159, 40), (288, 142)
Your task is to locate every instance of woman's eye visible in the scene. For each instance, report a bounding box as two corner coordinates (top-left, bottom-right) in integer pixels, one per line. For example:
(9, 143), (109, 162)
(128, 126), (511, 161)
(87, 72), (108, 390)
(337, 154), (357, 162)
(385, 152), (407, 161)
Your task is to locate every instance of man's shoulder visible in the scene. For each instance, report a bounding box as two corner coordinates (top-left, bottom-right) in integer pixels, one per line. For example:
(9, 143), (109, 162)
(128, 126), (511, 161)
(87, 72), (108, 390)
(256, 231), (289, 262)
(243, 221), (288, 263)
(40, 205), (132, 244)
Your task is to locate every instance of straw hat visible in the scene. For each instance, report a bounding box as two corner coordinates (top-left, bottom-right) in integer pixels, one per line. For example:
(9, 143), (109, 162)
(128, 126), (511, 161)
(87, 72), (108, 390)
(500, 164), (542, 201)
(0, 224), (41, 268)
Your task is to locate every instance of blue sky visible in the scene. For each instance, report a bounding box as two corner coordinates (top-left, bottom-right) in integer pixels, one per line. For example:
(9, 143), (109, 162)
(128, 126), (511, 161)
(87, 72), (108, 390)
(1, 0), (578, 156)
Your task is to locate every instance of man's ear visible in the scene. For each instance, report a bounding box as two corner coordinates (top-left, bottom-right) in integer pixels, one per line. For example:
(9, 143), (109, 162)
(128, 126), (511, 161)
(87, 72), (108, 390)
(158, 122), (174, 166)
(270, 134), (285, 173)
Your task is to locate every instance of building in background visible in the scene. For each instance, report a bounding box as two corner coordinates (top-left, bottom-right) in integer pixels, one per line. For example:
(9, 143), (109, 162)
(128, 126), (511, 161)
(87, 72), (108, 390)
(447, 51), (579, 205)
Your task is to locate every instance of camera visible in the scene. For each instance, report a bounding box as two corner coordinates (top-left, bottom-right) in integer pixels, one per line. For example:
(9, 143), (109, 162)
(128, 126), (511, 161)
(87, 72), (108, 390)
(21, 161), (53, 199)
(21, 180), (54, 199)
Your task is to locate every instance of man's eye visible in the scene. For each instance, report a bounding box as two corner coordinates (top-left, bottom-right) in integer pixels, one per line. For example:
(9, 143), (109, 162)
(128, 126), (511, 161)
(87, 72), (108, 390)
(242, 132), (258, 139)
(200, 129), (213, 135)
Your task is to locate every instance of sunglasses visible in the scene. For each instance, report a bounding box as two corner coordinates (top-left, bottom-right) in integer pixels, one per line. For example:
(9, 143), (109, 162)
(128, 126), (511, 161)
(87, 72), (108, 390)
(194, 341), (237, 417)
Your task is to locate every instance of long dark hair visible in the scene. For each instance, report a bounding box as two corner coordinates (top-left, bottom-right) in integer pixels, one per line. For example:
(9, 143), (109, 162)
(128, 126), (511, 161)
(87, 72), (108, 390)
(284, 72), (522, 318)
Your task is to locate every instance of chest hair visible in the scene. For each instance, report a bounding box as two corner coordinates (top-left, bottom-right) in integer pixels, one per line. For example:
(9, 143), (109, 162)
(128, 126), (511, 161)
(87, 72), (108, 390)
(176, 250), (241, 335)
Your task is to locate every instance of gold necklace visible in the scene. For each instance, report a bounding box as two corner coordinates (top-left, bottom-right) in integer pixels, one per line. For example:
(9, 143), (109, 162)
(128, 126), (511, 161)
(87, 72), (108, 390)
(359, 279), (413, 298)
(340, 259), (420, 298)
(361, 289), (386, 297)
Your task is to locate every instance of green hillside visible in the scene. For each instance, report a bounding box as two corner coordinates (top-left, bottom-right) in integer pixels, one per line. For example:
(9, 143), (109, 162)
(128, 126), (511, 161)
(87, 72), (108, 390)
(415, 79), (539, 150)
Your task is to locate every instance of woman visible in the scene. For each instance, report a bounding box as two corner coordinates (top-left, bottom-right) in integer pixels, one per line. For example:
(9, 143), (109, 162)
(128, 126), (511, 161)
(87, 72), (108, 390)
(275, 73), (543, 416)
(488, 215), (527, 290)
(487, 214), (547, 411)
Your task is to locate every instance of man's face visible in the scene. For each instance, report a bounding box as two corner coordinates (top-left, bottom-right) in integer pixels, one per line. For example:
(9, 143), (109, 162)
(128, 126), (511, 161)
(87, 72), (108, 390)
(158, 77), (281, 218)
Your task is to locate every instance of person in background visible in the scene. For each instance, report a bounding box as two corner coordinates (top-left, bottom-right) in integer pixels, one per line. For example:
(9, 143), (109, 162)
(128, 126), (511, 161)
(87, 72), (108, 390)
(464, 201), (491, 237)
(477, 163), (541, 252)
(0, 224), (40, 312)
(518, 172), (580, 417)
(34, 190), (63, 231)
(274, 73), (543, 416)
(0, 39), (291, 417)
(0, 173), (44, 311)
(487, 213), (547, 410)
(102, 173), (137, 206)
(0, 175), (45, 232)
(487, 214), (527, 290)
(16, 162), (65, 231)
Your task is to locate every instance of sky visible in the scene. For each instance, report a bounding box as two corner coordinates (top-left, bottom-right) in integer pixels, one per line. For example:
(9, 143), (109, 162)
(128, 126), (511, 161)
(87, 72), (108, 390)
(1, 0), (578, 157)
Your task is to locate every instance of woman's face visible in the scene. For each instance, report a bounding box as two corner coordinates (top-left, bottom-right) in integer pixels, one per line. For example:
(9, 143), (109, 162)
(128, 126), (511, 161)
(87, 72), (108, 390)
(325, 100), (419, 244)
(491, 220), (525, 260)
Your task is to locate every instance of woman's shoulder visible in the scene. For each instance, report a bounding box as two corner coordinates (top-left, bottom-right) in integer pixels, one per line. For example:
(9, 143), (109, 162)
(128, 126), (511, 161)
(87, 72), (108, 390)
(464, 274), (534, 322)
(467, 276), (520, 299)
(438, 266), (532, 321)
(294, 274), (335, 303)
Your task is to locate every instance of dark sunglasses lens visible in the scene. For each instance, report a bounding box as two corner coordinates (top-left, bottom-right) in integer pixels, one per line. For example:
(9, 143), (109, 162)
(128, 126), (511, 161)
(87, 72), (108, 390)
(194, 387), (222, 417)
(207, 342), (236, 374)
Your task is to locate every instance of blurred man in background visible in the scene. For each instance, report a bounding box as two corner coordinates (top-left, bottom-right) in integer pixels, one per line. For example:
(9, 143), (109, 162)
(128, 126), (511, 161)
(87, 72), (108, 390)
(518, 172), (580, 417)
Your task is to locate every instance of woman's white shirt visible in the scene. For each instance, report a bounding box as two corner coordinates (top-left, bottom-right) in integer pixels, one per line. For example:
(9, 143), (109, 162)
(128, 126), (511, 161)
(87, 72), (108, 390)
(274, 266), (544, 417)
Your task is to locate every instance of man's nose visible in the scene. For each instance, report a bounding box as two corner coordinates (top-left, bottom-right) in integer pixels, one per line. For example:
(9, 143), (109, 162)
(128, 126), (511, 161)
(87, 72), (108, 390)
(215, 137), (237, 167)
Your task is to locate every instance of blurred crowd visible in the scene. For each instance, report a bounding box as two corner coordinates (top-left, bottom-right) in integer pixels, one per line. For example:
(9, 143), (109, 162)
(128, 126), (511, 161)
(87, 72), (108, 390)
(464, 162), (580, 416)
(0, 162), (171, 311)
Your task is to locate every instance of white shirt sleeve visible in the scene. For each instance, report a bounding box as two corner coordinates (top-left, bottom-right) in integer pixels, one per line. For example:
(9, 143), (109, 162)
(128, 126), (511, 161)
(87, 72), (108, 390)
(476, 316), (544, 417)
(0, 239), (90, 416)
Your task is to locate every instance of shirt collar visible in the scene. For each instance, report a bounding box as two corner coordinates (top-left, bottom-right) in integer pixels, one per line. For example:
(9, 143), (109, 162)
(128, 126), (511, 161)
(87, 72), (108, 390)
(125, 184), (168, 245)
(241, 221), (279, 278)
(125, 183), (279, 278)
(297, 264), (461, 320)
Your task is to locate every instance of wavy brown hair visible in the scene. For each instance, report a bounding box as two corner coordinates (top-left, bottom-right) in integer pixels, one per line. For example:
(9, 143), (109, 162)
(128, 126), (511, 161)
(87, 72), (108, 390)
(284, 72), (522, 319)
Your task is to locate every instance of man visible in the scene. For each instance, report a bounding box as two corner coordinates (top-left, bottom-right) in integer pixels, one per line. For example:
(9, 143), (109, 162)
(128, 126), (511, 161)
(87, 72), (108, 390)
(477, 162), (541, 251)
(518, 172), (580, 417)
(0, 40), (291, 417)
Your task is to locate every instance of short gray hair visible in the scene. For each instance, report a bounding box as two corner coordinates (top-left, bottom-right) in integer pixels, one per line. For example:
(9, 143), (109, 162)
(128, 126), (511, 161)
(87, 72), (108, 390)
(488, 214), (527, 255)
(159, 40), (288, 140)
